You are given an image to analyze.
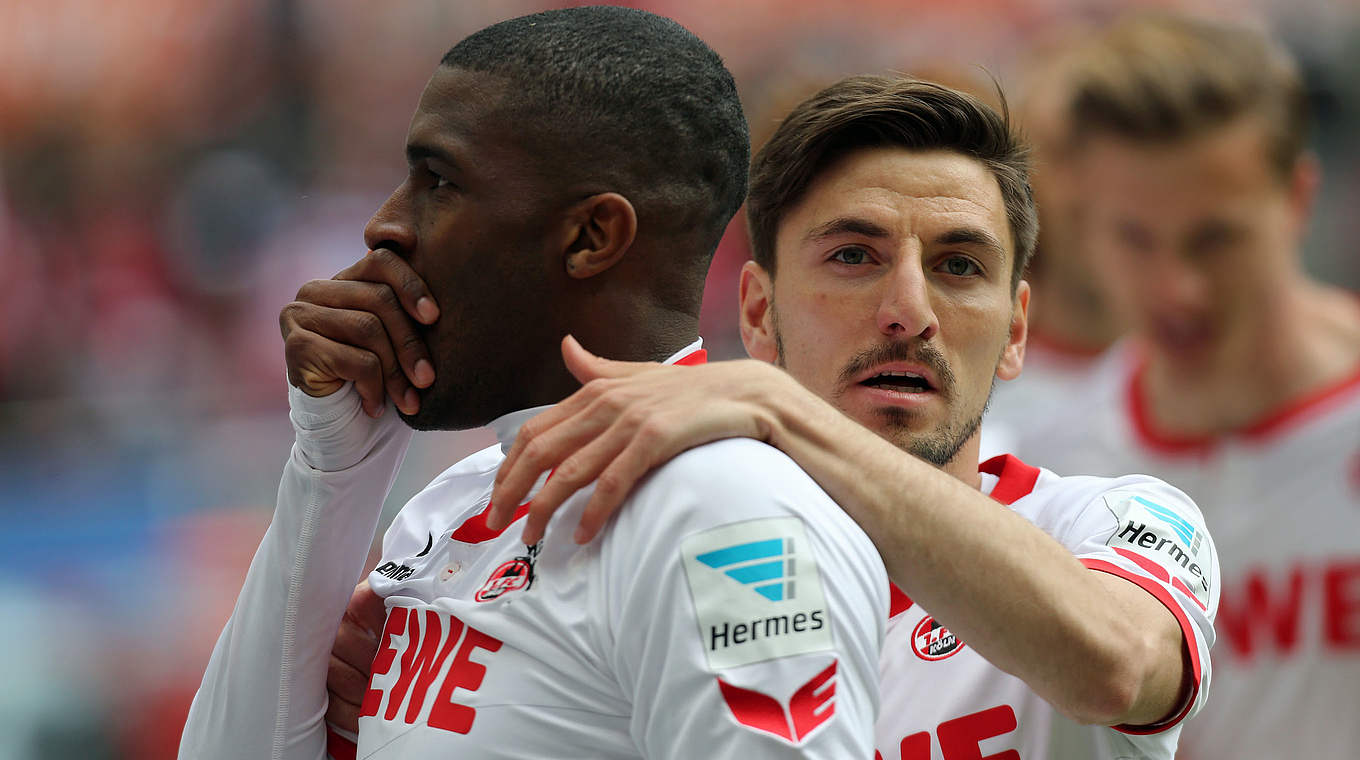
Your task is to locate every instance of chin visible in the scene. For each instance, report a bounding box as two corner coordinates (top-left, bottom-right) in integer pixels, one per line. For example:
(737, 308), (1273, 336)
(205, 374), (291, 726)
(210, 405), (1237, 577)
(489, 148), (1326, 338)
(398, 387), (485, 432)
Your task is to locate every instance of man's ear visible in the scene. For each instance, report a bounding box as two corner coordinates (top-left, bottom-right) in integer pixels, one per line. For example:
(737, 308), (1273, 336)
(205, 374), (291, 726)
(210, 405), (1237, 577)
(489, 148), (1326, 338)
(561, 193), (637, 279)
(739, 260), (779, 363)
(996, 279), (1030, 382)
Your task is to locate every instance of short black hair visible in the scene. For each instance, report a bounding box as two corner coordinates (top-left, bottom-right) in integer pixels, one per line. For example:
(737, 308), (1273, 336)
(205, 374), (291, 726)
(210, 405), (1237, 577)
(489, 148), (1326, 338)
(748, 76), (1036, 293)
(441, 6), (749, 266)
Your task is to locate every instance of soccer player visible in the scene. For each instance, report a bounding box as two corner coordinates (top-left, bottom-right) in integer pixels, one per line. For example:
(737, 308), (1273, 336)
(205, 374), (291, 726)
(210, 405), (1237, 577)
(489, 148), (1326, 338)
(981, 27), (1127, 455)
(331, 76), (1220, 758)
(178, 8), (887, 758)
(1003, 15), (1360, 759)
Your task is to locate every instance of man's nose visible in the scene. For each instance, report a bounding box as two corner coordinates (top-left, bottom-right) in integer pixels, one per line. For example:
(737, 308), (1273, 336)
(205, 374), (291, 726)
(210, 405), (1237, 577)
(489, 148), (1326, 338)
(876, 259), (939, 340)
(1149, 250), (1212, 314)
(363, 182), (417, 256)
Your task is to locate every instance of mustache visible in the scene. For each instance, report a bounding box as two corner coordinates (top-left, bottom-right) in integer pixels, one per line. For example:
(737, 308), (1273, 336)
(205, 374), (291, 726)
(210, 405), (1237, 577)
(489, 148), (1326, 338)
(836, 340), (955, 396)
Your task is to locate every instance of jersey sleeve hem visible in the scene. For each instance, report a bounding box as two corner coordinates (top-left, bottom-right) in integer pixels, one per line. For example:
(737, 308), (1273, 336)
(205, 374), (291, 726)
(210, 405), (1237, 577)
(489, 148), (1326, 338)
(1080, 557), (1201, 735)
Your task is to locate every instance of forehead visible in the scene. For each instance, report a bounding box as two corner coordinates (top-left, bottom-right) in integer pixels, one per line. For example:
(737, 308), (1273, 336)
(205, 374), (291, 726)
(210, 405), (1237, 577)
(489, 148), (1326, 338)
(1079, 117), (1280, 215)
(406, 66), (534, 169)
(779, 147), (1012, 251)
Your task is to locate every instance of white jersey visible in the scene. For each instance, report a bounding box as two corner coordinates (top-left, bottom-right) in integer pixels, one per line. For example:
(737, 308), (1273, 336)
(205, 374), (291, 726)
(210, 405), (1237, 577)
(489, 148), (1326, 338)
(875, 453), (1219, 760)
(981, 333), (1105, 459)
(179, 342), (888, 760)
(1007, 344), (1360, 759)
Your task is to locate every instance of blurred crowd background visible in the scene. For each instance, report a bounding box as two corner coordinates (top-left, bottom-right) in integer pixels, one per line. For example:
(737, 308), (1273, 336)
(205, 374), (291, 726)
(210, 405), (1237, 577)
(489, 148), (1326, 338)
(0, 0), (1356, 757)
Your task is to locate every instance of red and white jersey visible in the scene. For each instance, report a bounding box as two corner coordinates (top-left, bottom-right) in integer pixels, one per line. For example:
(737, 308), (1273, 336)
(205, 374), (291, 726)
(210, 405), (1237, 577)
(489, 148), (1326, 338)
(180, 341), (888, 760)
(875, 454), (1219, 760)
(1006, 344), (1360, 759)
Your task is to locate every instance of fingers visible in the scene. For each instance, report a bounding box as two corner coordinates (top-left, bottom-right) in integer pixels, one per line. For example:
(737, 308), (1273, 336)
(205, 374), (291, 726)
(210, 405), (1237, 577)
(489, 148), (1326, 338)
(515, 413), (639, 544)
(489, 386), (609, 528)
(561, 334), (659, 383)
(279, 249), (439, 416)
(573, 428), (671, 543)
(293, 277), (434, 393)
(320, 679), (359, 734)
(346, 580), (387, 636)
(281, 320), (394, 417)
(335, 248), (440, 326)
(326, 654), (368, 733)
(326, 582), (384, 733)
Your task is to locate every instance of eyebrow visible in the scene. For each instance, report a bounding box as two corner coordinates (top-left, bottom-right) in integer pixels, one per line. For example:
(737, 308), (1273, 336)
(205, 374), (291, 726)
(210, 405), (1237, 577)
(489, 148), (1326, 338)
(934, 227), (1007, 260)
(805, 217), (892, 242)
(405, 141), (459, 168)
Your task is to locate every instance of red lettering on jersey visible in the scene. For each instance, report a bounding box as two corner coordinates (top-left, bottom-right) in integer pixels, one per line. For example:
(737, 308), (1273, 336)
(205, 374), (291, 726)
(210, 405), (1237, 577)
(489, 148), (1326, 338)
(937, 705), (1020, 760)
(386, 610), (464, 723)
(428, 625), (503, 733)
(361, 606), (503, 734)
(877, 706), (1018, 760)
(1217, 565), (1306, 659)
(1323, 561), (1360, 649)
(897, 731), (931, 759)
(360, 606), (408, 718)
(716, 661), (838, 744)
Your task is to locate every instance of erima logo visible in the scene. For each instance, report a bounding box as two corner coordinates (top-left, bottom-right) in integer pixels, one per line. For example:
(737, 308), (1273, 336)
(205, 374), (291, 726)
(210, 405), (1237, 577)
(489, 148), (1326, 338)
(375, 561), (415, 581)
(696, 537), (797, 602)
(1136, 496), (1203, 554)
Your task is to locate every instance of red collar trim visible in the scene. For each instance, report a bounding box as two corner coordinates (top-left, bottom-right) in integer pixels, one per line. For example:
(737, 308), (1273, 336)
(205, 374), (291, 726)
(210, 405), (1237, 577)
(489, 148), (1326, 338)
(1240, 362), (1360, 439)
(1127, 355), (1360, 455)
(979, 454), (1041, 505)
(674, 348), (708, 366)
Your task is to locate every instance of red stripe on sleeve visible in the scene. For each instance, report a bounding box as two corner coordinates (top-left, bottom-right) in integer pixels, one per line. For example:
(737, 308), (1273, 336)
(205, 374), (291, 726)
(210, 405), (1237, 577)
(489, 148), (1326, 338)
(1081, 557), (1203, 735)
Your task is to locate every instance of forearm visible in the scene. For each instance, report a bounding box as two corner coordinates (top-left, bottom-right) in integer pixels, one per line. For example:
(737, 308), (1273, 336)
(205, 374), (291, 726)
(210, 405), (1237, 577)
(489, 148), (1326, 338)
(764, 379), (1183, 725)
(180, 386), (413, 759)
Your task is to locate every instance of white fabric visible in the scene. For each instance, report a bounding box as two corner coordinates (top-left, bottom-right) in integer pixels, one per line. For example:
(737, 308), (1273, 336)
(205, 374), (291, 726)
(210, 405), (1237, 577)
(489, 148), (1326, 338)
(1004, 343), (1360, 759)
(875, 457), (1219, 760)
(180, 340), (888, 759)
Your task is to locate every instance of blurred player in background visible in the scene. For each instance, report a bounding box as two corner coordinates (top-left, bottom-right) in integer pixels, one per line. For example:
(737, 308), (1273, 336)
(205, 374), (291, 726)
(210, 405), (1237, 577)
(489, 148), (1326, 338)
(179, 7), (888, 759)
(329, 74), (1220, 759)
(981, 27), (1129, 454)
(1005, 13), (1360, 759)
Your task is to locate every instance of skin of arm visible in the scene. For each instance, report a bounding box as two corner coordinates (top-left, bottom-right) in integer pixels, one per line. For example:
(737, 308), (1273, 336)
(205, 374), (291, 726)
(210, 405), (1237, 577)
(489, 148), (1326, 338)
(488, 337), (1191, 727)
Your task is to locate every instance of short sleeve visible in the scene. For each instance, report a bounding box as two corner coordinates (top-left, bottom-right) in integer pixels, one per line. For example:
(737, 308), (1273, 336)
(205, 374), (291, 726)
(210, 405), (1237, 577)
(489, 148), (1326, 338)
(601, 438), (888, 759)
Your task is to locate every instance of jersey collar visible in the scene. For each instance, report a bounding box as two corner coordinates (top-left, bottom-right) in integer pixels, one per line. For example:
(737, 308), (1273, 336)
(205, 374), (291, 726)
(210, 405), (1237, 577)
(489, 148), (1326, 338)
(978, 453), (1042, 505)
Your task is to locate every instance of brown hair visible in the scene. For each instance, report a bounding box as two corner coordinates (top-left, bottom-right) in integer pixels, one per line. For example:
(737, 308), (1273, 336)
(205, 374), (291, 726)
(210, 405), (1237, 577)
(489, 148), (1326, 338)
(1067, 13), (1309, 179)
(746, 75), (1037, 292)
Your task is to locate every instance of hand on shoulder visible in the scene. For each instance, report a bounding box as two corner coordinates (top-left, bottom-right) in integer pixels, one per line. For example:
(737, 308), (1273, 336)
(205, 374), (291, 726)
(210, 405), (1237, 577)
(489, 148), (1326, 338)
(489, 336), (798, 544)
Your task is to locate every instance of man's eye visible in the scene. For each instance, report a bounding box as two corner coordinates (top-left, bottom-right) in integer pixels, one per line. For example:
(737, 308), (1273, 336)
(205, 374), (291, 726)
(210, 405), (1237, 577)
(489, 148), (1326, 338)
(432, 173), (452, 190)
(941, 256), (980, 276)
(831, 247), (870, 265)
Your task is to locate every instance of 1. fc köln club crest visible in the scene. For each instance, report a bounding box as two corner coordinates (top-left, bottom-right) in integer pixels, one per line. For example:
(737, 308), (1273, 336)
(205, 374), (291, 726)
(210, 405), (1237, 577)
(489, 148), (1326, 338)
(475, 543), (539, 602)
(911, 614), (965, 661)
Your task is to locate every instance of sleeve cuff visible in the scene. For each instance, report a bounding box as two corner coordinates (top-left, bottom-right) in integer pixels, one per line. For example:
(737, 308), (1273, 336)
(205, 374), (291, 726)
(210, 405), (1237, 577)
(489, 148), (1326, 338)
(1080, 557), (1202, 735)
(287, 381), (408, 472)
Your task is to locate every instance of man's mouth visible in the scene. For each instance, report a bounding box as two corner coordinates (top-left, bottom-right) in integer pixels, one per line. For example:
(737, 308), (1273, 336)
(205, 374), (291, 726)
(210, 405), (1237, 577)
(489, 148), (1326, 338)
(859, 370), (935, 394)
